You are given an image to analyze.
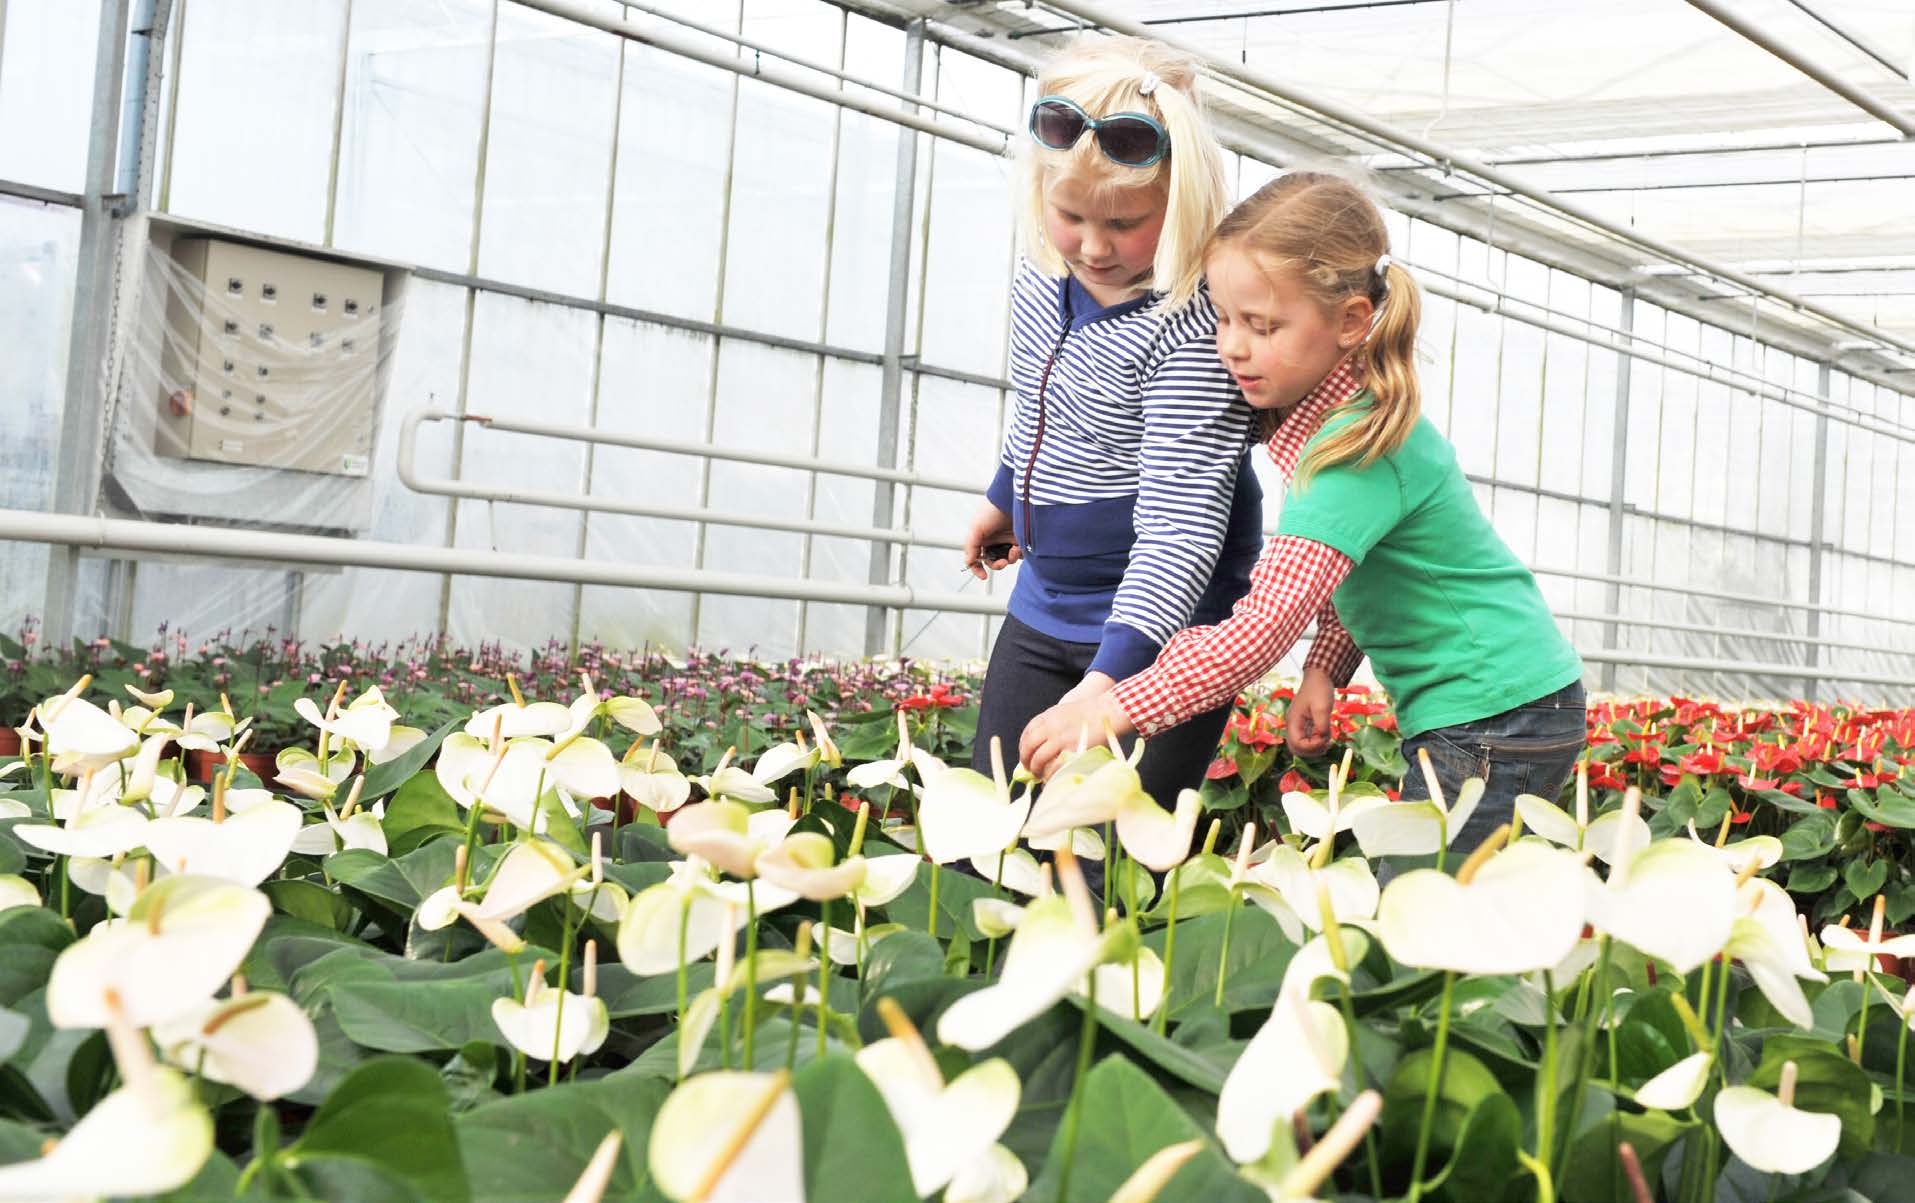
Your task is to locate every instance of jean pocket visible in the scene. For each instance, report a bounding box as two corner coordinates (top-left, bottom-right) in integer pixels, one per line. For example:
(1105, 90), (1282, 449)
(1474, 728), (1587, 760)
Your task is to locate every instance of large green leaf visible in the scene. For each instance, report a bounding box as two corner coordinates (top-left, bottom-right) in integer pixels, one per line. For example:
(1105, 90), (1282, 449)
(791, 1055), (917, 1203)
(1068, 998), (1230, 1095)
(381, 771), (468, 857)
(1560, 1110), (1692, 1203)
(456, 1073), (672, 1203)
(1422, 1091), (1521, 1202)
(1142, 906), (1297, 1018)
(1381, 1046), (1506, 1168)
(1022, 1054), (1263, 1203)
(290, 1055), (470, 1203)
(1850, 788), (1915, 830)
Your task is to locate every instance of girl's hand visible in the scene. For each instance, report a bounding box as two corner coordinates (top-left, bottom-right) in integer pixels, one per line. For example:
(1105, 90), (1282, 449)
(961, 501), (1020, 580)
(1286, 668), (1335, 759)
(1021, 694), (1134, 782)
(1058, 670), (1115, 705)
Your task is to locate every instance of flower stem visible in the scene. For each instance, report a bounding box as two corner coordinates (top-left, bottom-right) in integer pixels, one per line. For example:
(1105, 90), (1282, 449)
(1154, 866), (1183, 1036)
(742, 880), (759, 1066)
(1213, 888), (1239, 1010)
(1334, 980), (1387, 1201)
(1538, 970), (1559, 1171)
(1054, 971), (1102, 1203)
(1405, 970), (1458, 1203)
(675, 894), (692, 1079)
(1896, 1014), (1908, 1154)
(817, 898), (832, 1062)
(1552, 939), (1612, 1186)
(927, 861), (940, 942)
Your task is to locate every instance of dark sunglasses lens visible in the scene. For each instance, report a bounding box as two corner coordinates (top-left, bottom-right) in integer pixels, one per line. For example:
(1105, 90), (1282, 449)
(1031, 101), (1086, 149)
(1096, 117), (1164, 165)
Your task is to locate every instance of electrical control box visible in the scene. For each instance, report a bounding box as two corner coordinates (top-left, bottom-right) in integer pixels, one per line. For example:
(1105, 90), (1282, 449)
(154, 238), (381, 477)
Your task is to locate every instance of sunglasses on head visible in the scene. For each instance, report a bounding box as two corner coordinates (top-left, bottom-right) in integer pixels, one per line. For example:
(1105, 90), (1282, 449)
(1028, 96), (1170, 168)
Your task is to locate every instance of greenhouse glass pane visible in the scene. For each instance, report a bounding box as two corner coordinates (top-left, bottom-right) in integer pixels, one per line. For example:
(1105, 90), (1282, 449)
(0, 0), (100, 193)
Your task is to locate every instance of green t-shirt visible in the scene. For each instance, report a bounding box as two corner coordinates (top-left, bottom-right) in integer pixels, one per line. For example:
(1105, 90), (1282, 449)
(1275, 404), (1583, 739)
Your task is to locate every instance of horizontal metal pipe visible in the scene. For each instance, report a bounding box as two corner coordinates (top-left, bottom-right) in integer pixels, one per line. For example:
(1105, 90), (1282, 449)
(1577, 647), (1915, 690)
(1533, 564), (1915, 628)
(1684, 0), (1915, 136)
(0, 508), (1001, 614)
(395, 413), (966, 551)
(0, 177), (86, 208)
(506, 0), (1010, 156)
(1549, 607), (1915, 656)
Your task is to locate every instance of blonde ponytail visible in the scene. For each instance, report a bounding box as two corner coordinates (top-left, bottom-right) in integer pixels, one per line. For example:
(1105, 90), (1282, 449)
(1298, 259), (1423, 484)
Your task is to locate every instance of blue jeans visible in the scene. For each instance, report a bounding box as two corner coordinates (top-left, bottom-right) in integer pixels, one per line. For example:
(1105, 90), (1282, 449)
(1399, 681), (1587, 869)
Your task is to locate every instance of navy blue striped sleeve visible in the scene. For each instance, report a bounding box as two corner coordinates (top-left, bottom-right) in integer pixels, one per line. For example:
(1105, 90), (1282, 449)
(1092, 332), (1253, 679)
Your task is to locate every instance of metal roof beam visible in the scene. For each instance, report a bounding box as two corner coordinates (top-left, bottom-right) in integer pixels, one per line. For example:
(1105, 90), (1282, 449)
(1684, 0), (1915, 137)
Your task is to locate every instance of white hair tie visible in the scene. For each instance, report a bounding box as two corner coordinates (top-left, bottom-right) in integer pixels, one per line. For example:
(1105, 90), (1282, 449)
(1138, 71), (1161, 97)
(1374, 253), (1392, 277)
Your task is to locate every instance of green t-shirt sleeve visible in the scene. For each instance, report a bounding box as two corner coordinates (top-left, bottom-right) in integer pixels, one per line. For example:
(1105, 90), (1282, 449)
(1275, 457), (1405, 564)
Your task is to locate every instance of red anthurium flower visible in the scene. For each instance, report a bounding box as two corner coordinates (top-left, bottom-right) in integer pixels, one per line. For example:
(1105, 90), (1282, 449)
(1816, 792), (1837, 810)
(1205, 756), (1238, 781)
(1622, 742), (1664, 766)
(1590, 762), (1628, 791)
(1678, 747), (1726, 776)
(1278, 770), (1311, 795)
(1729, 811), (1752, 825)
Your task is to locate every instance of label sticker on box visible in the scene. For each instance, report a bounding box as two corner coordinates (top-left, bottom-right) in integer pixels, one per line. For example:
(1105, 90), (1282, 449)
(342, 453), (370, 476)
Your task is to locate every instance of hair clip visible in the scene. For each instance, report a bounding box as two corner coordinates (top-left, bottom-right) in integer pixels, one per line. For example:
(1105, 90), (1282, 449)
(1138, 70), (1161, 97)
(1374, 253), (1392, 277)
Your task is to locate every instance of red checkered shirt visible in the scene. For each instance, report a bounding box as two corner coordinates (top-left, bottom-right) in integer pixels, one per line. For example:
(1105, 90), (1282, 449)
(1112, 358), (1369, 736)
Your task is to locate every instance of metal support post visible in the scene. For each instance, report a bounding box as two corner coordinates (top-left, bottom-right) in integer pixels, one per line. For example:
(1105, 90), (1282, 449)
(864, 18), (925, 655)
(1599, 289), (1634, 692)
(1804, 362), (1832, 701)
(44, 0), (135, 647)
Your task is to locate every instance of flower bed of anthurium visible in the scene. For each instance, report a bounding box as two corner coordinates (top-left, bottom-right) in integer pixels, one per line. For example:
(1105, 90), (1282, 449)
(2, 670), (1915, 1203)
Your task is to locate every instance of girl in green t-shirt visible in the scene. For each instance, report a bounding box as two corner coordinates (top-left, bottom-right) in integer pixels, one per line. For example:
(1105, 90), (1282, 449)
(1020, 171), (1586, 859)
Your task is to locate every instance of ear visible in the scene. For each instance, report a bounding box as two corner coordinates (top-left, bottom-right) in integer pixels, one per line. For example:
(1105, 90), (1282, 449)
(1336, 295), (1376, 350)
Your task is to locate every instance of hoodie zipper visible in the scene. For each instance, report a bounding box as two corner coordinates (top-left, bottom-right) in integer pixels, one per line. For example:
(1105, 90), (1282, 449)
(1020, 324), (1071, 557)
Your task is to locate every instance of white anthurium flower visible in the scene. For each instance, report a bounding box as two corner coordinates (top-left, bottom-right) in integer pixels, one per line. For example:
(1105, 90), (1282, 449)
(750, 741), (819, 788)
(492, 971), (610, 1065)
(1076, 944), (1167, 1022)
(1378, 841), (1589, 975)
(1217, 986), (1352, 1164)
(435, 732), (496, 811)
(762, 981), (822, 1007)
(294, 695), (393, 754)
(648, 1071), (804, 1203)
(0, 798), (26, 821)
(1282, 788), (1386, 841)
(748, 808), (800, 845)
(1587, 837), (1738, 974)
(846, 758), (909, 792)
(66, 857), (141, 914)
(944, 1143), (1029, 1203)
(696, 763), (778, 806)
(677, 947), (817, 1072)
(418, 883), (464, 932)
(1116, 787), (1203, 873)
(558, 687), (664, 744)
(569, 877), (630, 924)
(699, 870), (801, 917)
(971, 848), (1048, 897)
(16, 801), (150, 859)
(1023, 744), (1143, 843)
(851, 853), (918, 907)
(470, 738), (578, 832)
(1279, 927), (1372, 1004)
(918, 744), (1032, 866)
(1713, 1065), (1841, 1176)
(1515, 793), (1651, 866)
(289, 797), (388, 856)
(39, 690), (139, 773)
(115, 732), (173, 806)
(1822, 921), (1915, 973)
(277, 746), (357, 786)
(1634, 1050), (1713, 1111)
(974, 898), (1026, 938)
(153, 990), (319, 1100)
(0, 1063), (212, 1199)
(755, 833), (867, 903)
(369, 724), (429, 766)
(808, 921), (902, 967)
(1351, 779), (1484, 858)
(1024, 824), (1105, 859)
(621, 743), (692, 815)
(1685, 822), (1785, 875)
(804, 712), (841, 770)
(0, 874), (41, 910)
(856, 1037), (1021, 1198)
(1111, 1140), (1205, 1203)
(1727, 915), (1826, 1030)
(472, 839), (585, 922)
(1248, 845), (1379, 930)
(668, 801), (771, 880)
(143, 799), (303, 886)
(617, 874), (752, 975)
(173, 709), (237, 753)
(545, 735), (621, 801)
(139, 773), (205, 820)
(47, 875), (271, 1028)
(466, 698), (574, 741)
(938, 893), (1115, 1051)
(124, 684), (175, 711)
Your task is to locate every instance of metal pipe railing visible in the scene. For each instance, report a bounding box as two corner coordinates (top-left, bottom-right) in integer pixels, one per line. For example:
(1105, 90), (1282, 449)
(1577, 647), (1914, 691)
(1549, 608), (1915, 657)
(506, 0), (1010, 157)
(1534, 564), (1915, 629)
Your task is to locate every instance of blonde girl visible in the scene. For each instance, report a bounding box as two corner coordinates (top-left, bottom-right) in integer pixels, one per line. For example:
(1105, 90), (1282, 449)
(1022, 172), (1587, 858)
(962, 37), (1268, 809)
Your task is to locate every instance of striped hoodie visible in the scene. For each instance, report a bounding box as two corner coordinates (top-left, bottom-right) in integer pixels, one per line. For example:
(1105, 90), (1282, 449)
(985, 258), (1264, 681)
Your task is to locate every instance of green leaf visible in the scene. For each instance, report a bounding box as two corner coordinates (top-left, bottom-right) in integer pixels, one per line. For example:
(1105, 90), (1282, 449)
(1023, 1054), (1264, 1203)
(1747, 1037), (1875, 1158)
(1786, 863), (1838, 895)
(291, 1055), (470, 1203)
(883, 864), (999, 942)
(362, 720), (460, 803)
(329, 977), (516, 1054)
(1142, 906), (1296, 1017)
(1070, 998), (1231, 1095)
(1846, 858), (1890, 904)
(262, 879), (355, 931)
(1851, 788), (1915, 830)
(381, 771), (468, 857)
(1422, 1092), (1521, 1202)
(1560, 1110), (1691, 1203)
(1381, 1046), (1506, 1167)
(791, 1055), (918, 1203)
(456, 1073), (670, 1202)
(1778, 812), (1836, 861)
